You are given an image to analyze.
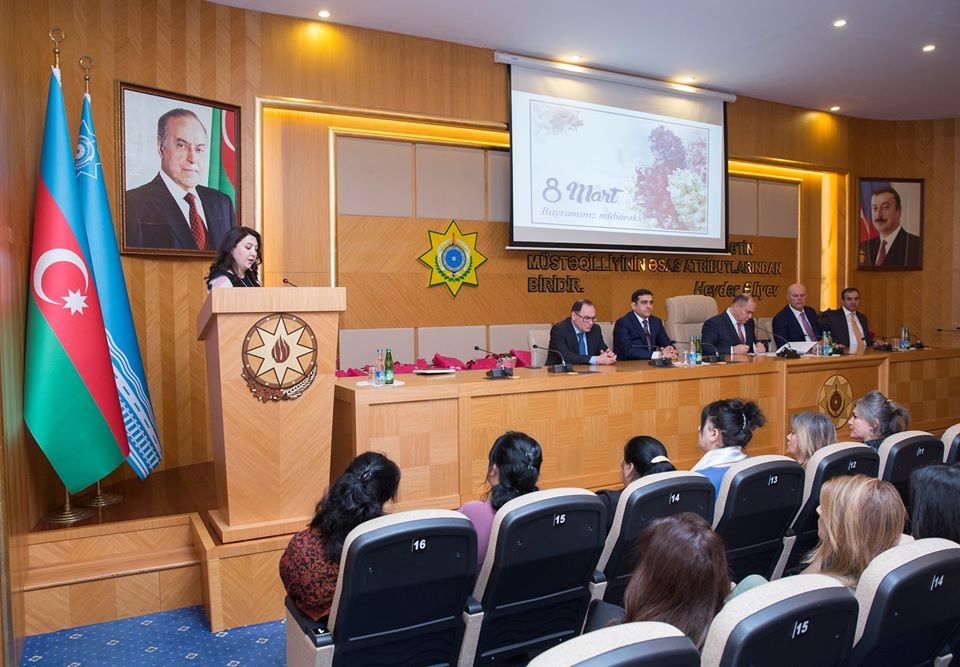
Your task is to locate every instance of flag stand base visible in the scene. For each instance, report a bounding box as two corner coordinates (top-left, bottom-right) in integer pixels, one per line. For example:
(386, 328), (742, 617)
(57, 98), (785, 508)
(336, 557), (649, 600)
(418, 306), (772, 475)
(76, 481), (122, 508)
(43, 504), (93, 524)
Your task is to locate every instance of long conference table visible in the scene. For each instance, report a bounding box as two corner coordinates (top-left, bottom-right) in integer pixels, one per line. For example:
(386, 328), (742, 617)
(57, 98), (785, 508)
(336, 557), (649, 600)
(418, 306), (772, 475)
(332, 348), (960, 511)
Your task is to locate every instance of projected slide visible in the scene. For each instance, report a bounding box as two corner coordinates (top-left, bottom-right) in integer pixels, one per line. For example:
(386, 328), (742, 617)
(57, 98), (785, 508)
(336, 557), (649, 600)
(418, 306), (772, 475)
(517, 93), (719, 238)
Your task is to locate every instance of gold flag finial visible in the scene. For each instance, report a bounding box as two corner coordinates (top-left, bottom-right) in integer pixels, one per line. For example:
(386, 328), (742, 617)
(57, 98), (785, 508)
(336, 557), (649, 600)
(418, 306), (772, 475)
(49, 28), (66, 69)
(79, 56), (95, 93)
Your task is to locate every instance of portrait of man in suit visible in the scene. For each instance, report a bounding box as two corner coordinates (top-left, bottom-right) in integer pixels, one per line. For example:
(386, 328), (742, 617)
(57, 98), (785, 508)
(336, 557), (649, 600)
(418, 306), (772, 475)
(858, 180), (923, 270)
(121, 86), (239, 255)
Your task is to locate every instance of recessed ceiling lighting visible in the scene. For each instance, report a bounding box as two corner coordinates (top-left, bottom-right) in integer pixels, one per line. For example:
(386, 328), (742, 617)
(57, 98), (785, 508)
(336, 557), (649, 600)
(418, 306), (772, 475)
(568, 54), (583, 63)
(318, 9), (331, 18)
(922, 44), (936, 52)
(829, 106), (840, 112)
(833, 19), (847, 28)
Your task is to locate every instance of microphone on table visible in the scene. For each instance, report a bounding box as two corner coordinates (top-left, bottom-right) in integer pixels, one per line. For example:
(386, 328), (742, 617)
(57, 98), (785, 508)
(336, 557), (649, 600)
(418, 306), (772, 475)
(282, 278), (299, 287)
(699, 341), (726, 363)
(753, 324), (801, 359)
(648, 348), (674, 367)
(474, 345), (513, 379)
(532, 344), (576, 374)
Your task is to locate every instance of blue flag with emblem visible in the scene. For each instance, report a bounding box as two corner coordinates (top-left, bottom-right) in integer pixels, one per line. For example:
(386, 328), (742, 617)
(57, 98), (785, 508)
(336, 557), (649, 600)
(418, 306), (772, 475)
(76, 92), (162, 478)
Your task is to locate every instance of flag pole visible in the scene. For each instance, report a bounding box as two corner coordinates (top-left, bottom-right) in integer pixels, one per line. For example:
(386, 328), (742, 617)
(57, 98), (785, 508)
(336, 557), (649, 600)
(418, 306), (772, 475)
(43, 486), (94, 524)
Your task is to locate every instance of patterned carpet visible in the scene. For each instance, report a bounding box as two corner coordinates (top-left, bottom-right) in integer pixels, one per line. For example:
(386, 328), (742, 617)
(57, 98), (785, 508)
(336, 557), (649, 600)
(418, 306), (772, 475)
(20, 606), (284, 666)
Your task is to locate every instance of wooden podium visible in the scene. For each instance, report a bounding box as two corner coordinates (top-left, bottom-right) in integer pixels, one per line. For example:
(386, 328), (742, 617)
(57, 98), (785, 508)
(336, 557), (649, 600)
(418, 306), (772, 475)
(197, 287), (346, 542)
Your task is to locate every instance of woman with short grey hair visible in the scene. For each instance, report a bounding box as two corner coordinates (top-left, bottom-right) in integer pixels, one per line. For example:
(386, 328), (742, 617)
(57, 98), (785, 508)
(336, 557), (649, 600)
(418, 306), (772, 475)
(847, 390), (910, 450)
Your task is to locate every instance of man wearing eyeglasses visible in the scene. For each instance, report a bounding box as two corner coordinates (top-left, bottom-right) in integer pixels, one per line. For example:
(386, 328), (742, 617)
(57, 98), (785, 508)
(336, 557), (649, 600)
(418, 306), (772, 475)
(613, 289), (679, 361)
(546, 299), (618, 366)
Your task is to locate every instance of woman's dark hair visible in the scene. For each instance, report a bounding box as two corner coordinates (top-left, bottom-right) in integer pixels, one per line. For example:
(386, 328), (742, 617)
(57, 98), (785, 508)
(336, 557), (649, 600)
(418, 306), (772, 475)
(700, 398), (766, 449)
(910, 464), (960, 542)
(206, 226), (262, 286)
(310, 451), (400, 562)
(624, 435), (675, 478)
(488, 431), (542, 510)
(854, 390), (910, 439)
(623, 513), (729, 649)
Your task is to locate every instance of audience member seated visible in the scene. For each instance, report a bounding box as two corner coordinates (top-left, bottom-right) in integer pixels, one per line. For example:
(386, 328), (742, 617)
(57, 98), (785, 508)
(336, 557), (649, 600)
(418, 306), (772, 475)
(803, 475), (907, 588)
(279, 452), (400, 621)
(910, 464), (960, 542)
(590, 513), (730, 650)
(596, 435), (675, 533)
(786, 411), (838, 467)
(848, 390), (910, 450)
(691, 398), (766, 494)
(457, 431), (542, 570)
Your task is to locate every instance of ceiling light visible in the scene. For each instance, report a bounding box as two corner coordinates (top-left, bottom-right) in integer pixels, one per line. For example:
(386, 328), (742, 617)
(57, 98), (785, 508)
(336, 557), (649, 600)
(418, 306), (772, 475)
(829, 106), (840, 112)
(922, 44), (936, 52)
(568, 54), (583, 63)
(833, 19), (847, 28)
(318, 9), (331, 18)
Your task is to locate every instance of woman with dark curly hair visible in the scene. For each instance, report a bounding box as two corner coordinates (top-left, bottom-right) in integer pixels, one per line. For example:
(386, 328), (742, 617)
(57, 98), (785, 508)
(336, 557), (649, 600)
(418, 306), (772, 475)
(691, 398), (767, 494)
(457, 431), (542, 569)
(279, 451), (400, 621)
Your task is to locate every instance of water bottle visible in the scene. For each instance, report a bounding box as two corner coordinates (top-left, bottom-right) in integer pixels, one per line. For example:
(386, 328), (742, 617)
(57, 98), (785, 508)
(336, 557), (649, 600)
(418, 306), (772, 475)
(901, 325), (910, 350)
(694, 336), (703, 365)
(374, 349), (385, 385)
(821, 332), (832, 356)
(384, 348), (394, 384)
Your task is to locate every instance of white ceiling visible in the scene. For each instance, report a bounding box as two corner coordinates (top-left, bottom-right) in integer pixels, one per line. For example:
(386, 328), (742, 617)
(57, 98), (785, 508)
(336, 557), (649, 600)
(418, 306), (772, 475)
(215, 0), (960, 121)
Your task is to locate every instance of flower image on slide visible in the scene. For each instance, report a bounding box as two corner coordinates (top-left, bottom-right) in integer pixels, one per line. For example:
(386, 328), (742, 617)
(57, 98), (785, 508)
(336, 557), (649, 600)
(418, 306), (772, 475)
(633, 126), (708, 231)
(533, 101), (584, 136)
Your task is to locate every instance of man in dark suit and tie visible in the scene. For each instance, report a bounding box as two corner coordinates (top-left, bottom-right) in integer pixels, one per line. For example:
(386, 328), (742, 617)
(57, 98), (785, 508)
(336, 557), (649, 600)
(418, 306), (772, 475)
(819, 287), (872, 352)
(700, 294), (767, 356)
(859, 185), (922, 268)
(125, 108), (235, 252)
(772, 283), (823, 344)
(613, 289), (678, 360)
(546, 299), (617, 366)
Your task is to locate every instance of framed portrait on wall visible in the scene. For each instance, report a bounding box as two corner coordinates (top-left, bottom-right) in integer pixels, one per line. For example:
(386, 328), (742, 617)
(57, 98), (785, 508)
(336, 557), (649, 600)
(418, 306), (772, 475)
(857, 178), (923, 270)
(118, 82), (240, 257)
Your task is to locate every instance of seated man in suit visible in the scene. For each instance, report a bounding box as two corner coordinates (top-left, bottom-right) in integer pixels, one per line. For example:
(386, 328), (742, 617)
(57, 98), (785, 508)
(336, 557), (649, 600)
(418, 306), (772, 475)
(819, 287), (872, 352)
(700, 294), (766, 356)
(612, 289), (678, 360)
(546, 299), (617, 366)
(772, 283), (823, 345)
(859, 185), (922, 268)
(125, 108), (236, 251)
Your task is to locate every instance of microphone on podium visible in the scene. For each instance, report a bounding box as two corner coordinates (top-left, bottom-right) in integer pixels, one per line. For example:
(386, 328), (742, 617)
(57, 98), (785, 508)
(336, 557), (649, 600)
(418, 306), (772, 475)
(282, 278), (299, 287)
(532, 344), (576, 374)
(473, 345), (513, 379)
(699, 341), (726, 363)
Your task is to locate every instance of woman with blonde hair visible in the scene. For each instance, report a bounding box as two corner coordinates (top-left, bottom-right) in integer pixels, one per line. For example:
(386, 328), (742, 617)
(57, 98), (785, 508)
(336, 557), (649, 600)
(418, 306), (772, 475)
(786, 411), (837, 467)
(805, 474), (907, 588)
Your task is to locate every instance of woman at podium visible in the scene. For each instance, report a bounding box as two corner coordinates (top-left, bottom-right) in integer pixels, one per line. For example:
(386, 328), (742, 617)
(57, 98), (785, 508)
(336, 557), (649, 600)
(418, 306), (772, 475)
(206, 226), (262, 289)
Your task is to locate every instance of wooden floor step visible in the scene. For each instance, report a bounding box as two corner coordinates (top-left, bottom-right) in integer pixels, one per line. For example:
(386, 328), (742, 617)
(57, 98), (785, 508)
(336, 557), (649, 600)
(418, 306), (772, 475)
(25, 546), (199, 591)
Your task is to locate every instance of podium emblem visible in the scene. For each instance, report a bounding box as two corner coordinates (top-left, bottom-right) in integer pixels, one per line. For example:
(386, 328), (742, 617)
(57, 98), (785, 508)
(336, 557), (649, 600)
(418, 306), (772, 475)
(817, 374), (854, 428)
(241, 313), (318, 401)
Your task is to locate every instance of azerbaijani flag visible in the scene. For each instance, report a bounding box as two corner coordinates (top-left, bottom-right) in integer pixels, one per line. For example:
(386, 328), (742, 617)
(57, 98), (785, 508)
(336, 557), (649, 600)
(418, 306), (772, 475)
(859, 179), (888, 242)
(207, 108), (236, 207)
(23, 68), (129, 494)
(77, 91), (162, 479)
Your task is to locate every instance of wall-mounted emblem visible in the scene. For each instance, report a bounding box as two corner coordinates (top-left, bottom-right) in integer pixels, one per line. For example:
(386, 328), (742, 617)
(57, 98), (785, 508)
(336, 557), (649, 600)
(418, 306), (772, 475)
(818, 374), (854, 428)
(418, 220), (487, 297)
(241, 313), (317, 401)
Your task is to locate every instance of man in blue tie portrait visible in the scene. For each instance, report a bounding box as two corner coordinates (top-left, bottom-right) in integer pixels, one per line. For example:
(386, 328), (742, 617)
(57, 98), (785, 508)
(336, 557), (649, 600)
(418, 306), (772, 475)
(613, 289), (678, 360)
(546, 299), (617, 366)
